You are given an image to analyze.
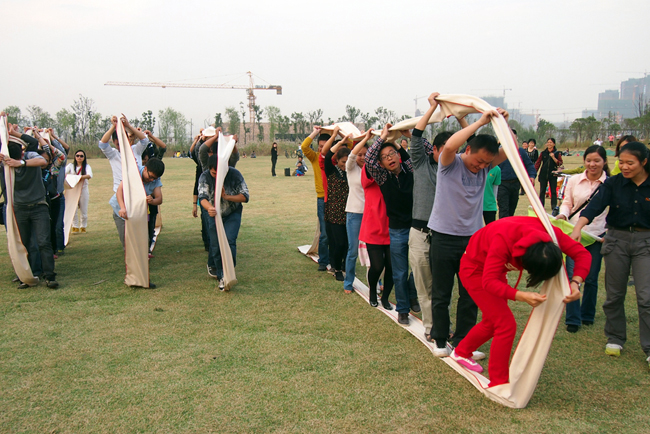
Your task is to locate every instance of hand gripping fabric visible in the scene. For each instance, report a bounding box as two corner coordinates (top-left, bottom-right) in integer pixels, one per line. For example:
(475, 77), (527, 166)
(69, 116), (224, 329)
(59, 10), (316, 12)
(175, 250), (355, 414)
(319, 122), (364, 141)
(1, 116), (38, 286)
(63, 174), (82, 246)
(214, 132), (238, 291)
(116, 119), (149, 287)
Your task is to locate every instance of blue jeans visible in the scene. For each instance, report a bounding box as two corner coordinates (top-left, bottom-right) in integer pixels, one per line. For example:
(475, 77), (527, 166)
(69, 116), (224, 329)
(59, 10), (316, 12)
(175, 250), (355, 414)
(565, 239), (604, 326)
(56, 194), (65, 251)
(344, 212), (363, 291)
(389, 227), (416, 313)
(203, 208), (242, 279)
(317, 197), (329, 266)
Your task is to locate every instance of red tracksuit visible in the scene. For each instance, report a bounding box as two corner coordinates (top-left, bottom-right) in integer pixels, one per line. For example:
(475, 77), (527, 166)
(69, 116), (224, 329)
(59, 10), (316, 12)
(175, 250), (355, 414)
(455, 217), (591, 386)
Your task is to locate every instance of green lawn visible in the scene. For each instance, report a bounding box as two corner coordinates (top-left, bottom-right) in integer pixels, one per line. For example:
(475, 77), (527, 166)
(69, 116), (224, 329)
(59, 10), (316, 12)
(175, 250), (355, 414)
(1, 154), (648, 433)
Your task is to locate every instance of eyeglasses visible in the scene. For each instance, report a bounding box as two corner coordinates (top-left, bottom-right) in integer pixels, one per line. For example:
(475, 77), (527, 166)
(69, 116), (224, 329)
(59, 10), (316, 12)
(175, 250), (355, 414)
(75, 154), (84, 158)
(380, 150), (398, 161)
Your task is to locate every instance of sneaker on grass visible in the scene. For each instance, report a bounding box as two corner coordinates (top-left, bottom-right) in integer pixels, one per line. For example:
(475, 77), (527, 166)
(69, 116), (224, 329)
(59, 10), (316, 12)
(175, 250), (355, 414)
(472, 351), (486, 361)
(605, 343), (623, 357)
(432, 342), (453, 358)
(218, 279), (225, 291)
(450, 350), (484, 373)
(207, 265), (218, 278)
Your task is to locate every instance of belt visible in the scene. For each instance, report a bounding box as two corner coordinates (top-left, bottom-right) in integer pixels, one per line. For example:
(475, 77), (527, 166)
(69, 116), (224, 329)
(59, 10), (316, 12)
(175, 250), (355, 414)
(412, 226), (431, 234)
(609, 226), (650, 233)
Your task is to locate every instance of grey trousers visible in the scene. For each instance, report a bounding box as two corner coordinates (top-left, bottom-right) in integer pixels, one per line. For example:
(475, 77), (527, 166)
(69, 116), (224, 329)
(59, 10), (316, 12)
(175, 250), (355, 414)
(601, 229), (650, 356)
(113, 213), (125, 248)
(409, 228), (433, 333)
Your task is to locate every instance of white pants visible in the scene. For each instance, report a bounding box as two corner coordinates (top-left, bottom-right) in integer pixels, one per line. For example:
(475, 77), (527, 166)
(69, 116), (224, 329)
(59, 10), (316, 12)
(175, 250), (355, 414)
(73, 185), (89, 228)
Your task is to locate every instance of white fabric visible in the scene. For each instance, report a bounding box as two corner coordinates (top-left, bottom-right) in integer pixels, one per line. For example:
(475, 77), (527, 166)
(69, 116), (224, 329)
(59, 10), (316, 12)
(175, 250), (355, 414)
(63, 174), (83, 246)
(214, 132), (238, 291)
(319, 122), (364, 140)
(116, 119), (149, 287)
(1, 116), (38, 286)
(299, 94), (572, 409)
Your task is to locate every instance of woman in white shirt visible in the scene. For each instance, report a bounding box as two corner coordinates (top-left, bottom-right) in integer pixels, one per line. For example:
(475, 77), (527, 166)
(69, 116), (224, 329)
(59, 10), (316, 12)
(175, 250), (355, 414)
(65, 150), (93, 233)
(557, 145), (609, 333)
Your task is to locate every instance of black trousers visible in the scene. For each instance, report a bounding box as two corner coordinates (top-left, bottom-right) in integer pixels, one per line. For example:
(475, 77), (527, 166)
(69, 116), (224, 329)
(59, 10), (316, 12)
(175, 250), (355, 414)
(538, 176), (558, 209)
(366, 243), (394, 303)
(497, 179), (520, 219)
(326, 221), (347, 271)
(48, 196), (61, 253)
(429, 230), (477, 348)
(483, 210), (496, 225)
(271, 158), (277, 176)
(148, 204), (159, 250)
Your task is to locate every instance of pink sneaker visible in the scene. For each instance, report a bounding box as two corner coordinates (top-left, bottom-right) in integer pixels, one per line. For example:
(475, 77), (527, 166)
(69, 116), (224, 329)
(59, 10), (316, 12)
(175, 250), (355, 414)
(450, 350), (483, 373)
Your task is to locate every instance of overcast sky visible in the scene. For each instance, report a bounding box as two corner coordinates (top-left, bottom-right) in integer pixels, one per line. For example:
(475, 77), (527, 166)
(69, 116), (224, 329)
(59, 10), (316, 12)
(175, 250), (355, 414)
(3, 0), (649, 135)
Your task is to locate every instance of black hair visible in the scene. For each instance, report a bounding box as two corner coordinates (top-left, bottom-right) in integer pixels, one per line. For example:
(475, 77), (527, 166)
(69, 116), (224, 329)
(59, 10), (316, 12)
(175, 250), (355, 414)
(8, 142), (22, 160)
(547, 138), (556, 145)
(520, 241), (563, 288)
(511, 128), (517, 136)
(528, 138), (536, 145)
(432, 131), (453, 150)
(619, 142), (650, 174)
(111, 130), (118, 142)
(467, 134), (499, 155)
(208, 154), (218, 170)
(615, 135), (637, 157)
(583, 145), (610, 176)
(73, 149), (88, 176)
(145, 157), (165, 178)
(318, 133), (331, 142)
(335, 146), (351, 161)
(141, 143), (156, 163)
(379, 141), (399, 154)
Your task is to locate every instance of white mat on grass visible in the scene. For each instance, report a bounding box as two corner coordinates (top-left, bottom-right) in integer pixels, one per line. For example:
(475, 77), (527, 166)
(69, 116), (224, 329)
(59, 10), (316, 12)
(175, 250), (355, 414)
(63, 174), (82, 246)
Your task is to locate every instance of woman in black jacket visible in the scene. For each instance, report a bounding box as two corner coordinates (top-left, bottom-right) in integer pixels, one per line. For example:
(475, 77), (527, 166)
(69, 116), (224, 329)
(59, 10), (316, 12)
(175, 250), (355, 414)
(271, 142), (278, 176)
(534, 138), (563, 209)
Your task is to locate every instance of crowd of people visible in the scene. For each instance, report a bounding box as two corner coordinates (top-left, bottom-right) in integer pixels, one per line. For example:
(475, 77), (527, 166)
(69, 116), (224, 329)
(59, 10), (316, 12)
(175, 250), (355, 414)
(2, 93), (650, 385)
(298, 93), (650, 382)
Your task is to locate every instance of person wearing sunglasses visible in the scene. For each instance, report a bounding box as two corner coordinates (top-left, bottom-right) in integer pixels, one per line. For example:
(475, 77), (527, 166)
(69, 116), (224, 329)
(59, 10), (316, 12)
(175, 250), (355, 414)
(65, 150), (93, 233)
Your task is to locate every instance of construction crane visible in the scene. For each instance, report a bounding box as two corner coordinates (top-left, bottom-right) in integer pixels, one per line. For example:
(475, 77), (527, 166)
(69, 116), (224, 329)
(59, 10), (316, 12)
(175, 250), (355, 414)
(105, 71), (282, 126)
(471, 86), (512, 98)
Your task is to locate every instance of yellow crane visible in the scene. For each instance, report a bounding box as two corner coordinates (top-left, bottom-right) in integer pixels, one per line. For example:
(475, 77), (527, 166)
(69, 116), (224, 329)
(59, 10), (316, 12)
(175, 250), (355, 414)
(104, 71), (282, 126)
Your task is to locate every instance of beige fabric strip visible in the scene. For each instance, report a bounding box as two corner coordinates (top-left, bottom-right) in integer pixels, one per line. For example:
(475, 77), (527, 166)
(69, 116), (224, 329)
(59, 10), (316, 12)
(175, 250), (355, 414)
(1, 117), (39, 286)
(215, 133), (238, 291)
(116, 119), (149, 287)
(63, 174), (83, 246)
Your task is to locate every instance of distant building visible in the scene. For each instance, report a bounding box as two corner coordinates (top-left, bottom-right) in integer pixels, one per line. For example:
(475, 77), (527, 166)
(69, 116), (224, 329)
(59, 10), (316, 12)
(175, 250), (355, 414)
(583, 75), (650, 120)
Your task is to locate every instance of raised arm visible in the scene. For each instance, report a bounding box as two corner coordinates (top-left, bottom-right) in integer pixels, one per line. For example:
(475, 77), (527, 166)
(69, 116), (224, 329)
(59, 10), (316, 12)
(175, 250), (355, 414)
(101, 116), (117, 144)
(121, 115), (145, 141)
(440, 110), (497, 166)
(351, 130), (373, 156)
(301, 126), (321, 162)
(145, 130), (167, 149)
(415, 92), (440, 131)
(320, 126), (340, 156)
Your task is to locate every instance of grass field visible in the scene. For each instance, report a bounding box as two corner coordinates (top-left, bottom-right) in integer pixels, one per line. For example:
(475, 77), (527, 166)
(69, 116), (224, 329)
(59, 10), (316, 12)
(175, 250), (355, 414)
(1, 153), (649, 433)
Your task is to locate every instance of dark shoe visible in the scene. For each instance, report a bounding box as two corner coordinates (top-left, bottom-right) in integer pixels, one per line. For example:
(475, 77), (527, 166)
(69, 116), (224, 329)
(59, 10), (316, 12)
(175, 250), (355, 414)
(582, 320), (594, 326)
(398, 312), (409, 325)
(148, 282), (157, 289)
(46, 280), (59, 289)
(12, 276), (20, 283)
(566, 324), (580, 333)
(317, 264), (327, 272)
(410, 299), (421, 313)
(370, 300), (378, 307)
(335, 271), (344, 281)
(207, 265), (218, 278)
(17, 282), (30, 289)
(381, 298), (393, 310)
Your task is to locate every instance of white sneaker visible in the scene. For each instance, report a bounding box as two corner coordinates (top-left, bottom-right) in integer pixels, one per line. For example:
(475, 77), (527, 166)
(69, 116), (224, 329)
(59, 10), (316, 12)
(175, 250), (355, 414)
(450, 350), (484, 373)
(432, 342), (453, 358)
(605, 343), (623, 357)
(472, 351), (486, 361)
(218, 279), (225, 291)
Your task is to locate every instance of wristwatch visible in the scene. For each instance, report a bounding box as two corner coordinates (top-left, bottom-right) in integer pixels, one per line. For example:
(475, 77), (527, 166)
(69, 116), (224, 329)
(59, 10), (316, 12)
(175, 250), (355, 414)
(570, 279), (583, 290)
(20, 159), (26, 166)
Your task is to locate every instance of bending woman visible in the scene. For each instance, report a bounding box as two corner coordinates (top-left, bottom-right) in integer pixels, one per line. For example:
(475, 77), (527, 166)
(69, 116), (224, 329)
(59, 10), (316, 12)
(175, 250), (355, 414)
(557, 145), (609, 333)
(65, 150), (93, 233)
(451, 216), (588, 387)
(571, 142), (650, 366)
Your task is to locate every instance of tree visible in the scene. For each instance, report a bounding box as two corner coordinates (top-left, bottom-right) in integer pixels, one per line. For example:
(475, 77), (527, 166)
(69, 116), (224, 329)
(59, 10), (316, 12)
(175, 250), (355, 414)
(374, 106), (397, 128)
(278, 115), (291, 136)
(341, 105), (361, 124)
(253, 105), (264, 142)
(307, 109), (323, 127)
(239, 102), (249, 144)
(536, 118), (556, 141)
(3, 105), (23, 124)
(71, 94), (96, 143)
(214, 113), (223, 130)
(26, 105), (54, 127)
(361, 112), (378, 132)
(225, 106), (240, 136)
(158, 107), (188, 146)
(291, 112), (307, 137)
(141, 110), (155, 132)
(569, 118), (587, 144)
(55, 108), (76, 141)
(266, 105), (281, 140)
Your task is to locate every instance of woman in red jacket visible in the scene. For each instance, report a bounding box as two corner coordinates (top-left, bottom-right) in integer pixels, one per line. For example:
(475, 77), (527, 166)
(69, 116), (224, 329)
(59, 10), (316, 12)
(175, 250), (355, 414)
(450, 216), (590, 387)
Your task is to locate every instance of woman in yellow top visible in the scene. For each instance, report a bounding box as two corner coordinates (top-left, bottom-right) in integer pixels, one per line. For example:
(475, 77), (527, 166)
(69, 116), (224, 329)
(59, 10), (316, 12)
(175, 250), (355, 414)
(611, 135), (637, 175)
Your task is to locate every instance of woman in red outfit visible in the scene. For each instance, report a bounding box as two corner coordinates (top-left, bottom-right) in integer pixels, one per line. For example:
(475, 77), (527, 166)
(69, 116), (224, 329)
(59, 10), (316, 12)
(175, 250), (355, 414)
(450, 216), (590, 387)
